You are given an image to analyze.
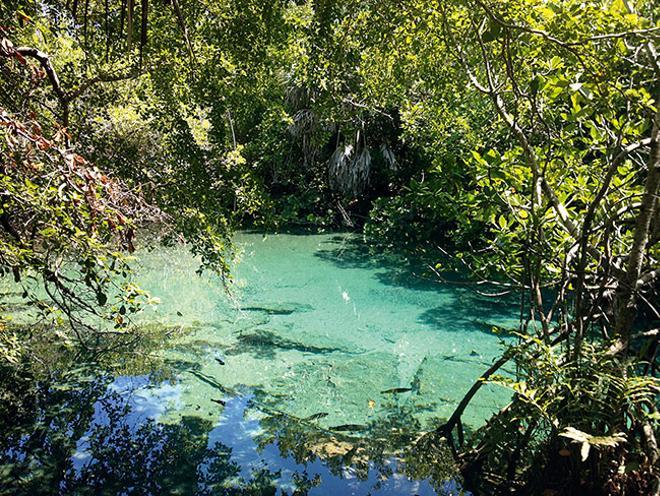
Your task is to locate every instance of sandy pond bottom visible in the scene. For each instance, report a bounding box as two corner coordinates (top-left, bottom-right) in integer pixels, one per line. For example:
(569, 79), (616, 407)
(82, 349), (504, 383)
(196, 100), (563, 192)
(4, 232), (520, 495)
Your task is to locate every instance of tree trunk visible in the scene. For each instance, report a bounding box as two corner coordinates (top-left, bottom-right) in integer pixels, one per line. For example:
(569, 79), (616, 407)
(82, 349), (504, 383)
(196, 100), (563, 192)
(613, 102), (660, 346)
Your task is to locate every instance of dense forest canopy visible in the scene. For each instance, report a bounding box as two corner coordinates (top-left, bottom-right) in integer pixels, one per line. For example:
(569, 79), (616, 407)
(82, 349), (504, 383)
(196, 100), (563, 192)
(0, 0), (658, 494)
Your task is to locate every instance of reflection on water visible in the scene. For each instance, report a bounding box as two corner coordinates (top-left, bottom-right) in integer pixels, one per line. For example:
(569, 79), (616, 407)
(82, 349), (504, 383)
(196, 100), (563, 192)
(1, 232), (519, 494)
(1, 369), (468, 495)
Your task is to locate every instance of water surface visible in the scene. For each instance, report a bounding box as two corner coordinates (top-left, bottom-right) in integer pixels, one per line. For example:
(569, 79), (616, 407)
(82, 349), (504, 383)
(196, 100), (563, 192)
(136, 232), (515, 430)
(1, 232), (518, 495)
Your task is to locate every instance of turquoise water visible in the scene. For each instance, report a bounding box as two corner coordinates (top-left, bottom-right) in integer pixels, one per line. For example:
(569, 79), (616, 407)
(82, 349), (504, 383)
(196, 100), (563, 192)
(1, 232), (519, 495)
(134, 232), (516, 431)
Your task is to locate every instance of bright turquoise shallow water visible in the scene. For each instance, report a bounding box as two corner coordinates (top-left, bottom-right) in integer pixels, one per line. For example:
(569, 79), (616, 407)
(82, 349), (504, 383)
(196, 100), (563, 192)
(134, 232), (516, 430)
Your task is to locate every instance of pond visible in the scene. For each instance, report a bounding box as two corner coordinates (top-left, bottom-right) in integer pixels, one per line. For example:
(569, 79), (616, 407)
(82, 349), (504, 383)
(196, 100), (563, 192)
(1, 232), (519, 495)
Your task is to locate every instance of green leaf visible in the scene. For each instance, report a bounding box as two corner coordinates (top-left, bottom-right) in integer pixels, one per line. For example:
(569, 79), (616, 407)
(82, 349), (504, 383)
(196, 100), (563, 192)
(97, 292), (108, 306)
(482, 20), (503, 42)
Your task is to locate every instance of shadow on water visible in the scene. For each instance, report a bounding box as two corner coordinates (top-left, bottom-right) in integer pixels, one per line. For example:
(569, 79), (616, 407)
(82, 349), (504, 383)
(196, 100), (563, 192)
(314, 234), (521, 335)
(0, 367), (471, 496)
(314, 234), (502, 294)
(313, 235), (432, 288)
(418, 290), (521, 336)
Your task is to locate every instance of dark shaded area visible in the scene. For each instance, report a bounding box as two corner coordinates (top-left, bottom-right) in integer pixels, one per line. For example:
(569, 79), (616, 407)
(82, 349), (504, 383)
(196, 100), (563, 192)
(314, 234), (521, 336)
(314, 234), (508, 294)
(417, 293), (518, 336)
(313, 235), (422, 280)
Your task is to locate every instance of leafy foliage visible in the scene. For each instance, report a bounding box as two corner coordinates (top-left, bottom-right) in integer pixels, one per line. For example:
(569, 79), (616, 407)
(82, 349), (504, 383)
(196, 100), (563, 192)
(468, 339), (659, 493)
(0, 0), (658, 494)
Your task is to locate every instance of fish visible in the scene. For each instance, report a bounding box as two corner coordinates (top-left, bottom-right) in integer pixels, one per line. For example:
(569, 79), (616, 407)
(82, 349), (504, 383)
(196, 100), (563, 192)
(215, 357), (225, 365)
(304, 412), (329, 421)
(241, 306), (297, 315)
(210, 398), (226, 406)
(380, 387), (413, 394)
(240, 303), (313, 315)
(330, 424), (368, 432)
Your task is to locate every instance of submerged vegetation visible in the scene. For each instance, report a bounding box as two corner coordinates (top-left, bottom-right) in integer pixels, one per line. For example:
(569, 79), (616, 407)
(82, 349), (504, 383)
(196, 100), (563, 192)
(0, 0), (658, 494)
